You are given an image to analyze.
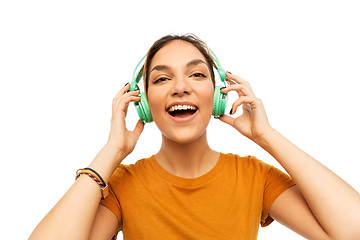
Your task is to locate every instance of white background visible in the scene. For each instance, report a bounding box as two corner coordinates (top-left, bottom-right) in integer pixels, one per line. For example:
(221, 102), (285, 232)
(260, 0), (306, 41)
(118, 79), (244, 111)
(1, 0), (359, 239)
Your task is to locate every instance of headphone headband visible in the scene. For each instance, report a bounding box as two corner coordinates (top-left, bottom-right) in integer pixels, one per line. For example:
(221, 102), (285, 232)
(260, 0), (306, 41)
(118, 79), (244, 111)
(208, 48), (227, 83)
(130, 55), (146, 91)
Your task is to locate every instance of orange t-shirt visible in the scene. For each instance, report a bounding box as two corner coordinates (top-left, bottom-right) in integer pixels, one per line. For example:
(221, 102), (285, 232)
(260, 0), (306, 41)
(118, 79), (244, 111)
(100, 153), (295, 239)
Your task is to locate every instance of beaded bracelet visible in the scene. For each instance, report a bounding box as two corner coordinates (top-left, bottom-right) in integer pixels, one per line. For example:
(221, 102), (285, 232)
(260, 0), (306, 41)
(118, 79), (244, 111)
(76, 168), (109, 200)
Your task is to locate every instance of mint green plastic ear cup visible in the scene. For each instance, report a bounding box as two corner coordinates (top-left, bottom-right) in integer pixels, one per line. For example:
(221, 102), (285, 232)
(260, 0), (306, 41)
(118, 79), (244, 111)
(130, 57), (153, 123)
(208, 49), (228, 117)
(212, 86), (228, 117)
(134, 92), (153, 123)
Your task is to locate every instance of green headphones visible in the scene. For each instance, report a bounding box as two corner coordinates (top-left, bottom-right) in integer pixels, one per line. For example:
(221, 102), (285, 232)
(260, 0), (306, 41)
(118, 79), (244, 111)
(130, 49), (228, 123)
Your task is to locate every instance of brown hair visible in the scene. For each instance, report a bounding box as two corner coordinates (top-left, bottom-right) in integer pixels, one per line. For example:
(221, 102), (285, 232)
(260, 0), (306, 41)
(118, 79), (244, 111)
(142, 34), (216, 93)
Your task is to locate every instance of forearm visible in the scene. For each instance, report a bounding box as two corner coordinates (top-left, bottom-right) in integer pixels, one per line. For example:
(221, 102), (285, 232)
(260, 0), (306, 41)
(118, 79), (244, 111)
(29, 145), (125, 240)
(255, 128), (360, 239)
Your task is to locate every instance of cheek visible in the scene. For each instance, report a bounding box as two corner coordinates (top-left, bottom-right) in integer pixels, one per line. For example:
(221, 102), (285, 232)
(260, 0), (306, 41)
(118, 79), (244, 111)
(147, 90), (164, 119)
(199, 85), (215, 112)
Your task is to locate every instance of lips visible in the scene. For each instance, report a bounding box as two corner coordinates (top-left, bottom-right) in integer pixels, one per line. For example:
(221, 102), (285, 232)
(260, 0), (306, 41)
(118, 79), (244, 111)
(166, 102), (198, 122)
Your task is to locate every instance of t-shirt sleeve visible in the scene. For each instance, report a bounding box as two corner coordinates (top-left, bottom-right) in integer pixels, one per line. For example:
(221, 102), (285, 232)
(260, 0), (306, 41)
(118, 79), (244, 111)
(100, 166), (125, 232)
(261, 165), (296, 227)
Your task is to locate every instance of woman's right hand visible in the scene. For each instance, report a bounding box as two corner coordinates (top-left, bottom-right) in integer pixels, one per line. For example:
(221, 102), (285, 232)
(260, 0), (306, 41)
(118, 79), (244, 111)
(106, 83), (145, 160)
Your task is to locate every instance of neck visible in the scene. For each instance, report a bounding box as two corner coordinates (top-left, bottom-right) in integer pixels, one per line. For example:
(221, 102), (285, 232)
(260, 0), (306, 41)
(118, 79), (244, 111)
(155, 131), (219, 178)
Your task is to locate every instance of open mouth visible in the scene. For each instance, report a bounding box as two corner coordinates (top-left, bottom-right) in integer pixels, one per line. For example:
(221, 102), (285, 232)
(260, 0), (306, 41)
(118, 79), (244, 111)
(167, 104), (198, 118)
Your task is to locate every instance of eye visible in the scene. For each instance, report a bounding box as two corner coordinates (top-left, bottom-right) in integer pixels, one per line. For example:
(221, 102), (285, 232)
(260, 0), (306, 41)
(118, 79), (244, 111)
(154, 77), (168, 84)
(191, 73), (207, 78)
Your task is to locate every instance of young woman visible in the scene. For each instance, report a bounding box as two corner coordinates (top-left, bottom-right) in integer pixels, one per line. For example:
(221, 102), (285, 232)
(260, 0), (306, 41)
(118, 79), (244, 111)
(30, 34), (360, 240)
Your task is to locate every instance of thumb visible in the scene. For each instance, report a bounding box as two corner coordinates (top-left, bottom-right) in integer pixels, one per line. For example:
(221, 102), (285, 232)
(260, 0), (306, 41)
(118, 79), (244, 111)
(217, 114), (234, 126)
(132, 119), (145, 139)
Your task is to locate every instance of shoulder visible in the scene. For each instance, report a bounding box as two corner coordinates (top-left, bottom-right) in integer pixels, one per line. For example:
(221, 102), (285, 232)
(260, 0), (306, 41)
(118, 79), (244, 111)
(222, 152), (273, 172)
(221, 153), (282, 184)
(108, 156), (153, 184)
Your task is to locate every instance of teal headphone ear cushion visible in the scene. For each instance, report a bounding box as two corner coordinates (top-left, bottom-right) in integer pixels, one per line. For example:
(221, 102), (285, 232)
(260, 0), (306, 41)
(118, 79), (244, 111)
(212, 86), (228, 117)
(134, 92), (153, 123)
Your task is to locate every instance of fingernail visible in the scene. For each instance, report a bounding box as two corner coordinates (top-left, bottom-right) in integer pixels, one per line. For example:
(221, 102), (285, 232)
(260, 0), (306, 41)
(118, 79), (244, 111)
(124, 82), (129, 87)
(226, 71), (232, 74)
(229, 108), (233, 115)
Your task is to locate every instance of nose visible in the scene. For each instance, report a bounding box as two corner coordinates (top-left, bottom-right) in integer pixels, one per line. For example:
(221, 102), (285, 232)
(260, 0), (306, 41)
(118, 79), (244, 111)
(170, 76), (191, 97)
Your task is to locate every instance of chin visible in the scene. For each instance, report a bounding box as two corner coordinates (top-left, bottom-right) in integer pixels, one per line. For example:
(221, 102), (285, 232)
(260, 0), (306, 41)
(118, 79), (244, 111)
(160, 126), (208, 145)
(152, 110), (212, 145)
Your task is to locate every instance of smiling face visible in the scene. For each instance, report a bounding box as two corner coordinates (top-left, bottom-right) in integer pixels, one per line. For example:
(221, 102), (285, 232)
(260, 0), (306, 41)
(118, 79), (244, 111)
(147, 40), (215, 144)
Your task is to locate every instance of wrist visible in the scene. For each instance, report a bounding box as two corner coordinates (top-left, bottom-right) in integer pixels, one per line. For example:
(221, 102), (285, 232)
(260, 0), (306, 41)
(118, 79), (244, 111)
(87, 144), (127, 183)
(103, 144), (127, 162)
(252, 127), (279, 148)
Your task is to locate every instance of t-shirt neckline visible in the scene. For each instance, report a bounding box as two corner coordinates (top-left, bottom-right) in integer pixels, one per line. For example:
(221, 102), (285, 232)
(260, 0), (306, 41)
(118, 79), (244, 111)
(148, 152), (226, 187)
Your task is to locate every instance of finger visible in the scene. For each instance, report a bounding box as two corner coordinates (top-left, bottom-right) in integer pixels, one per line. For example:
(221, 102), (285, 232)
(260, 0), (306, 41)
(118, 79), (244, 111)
(231, 96), (257, 115)
(217, 114), (234, 126)
(114, 82), (131, 99)
(113, 95), (141, 113)
(114, 87), (139, 102)
(132, 119), (145, 138)
(112, 96), (141, 121)
(112, 83), (139, 106)
(113, 89), (140, 109)
(224, 78), (237, 87)
(226, 72), (251, 88)
(221, 83), (255, 97)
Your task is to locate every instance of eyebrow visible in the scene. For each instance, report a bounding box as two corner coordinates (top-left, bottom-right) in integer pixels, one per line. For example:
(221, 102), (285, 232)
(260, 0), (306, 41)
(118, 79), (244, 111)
(186, 59), (207, 68)
(150, 59), (207, 74)
(150, 64), (170, 73)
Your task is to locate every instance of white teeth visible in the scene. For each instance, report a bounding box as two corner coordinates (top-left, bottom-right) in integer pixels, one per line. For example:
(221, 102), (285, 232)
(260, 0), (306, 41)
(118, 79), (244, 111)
(168, 105), (197, 112)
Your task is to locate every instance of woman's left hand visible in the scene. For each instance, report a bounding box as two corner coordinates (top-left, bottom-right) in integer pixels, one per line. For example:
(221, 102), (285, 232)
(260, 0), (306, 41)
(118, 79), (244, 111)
(218, 72), (273, 142)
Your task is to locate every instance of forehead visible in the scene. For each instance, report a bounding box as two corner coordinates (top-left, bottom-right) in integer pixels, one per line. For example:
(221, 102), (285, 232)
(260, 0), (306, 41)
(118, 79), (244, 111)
(150, 40), (207, 69)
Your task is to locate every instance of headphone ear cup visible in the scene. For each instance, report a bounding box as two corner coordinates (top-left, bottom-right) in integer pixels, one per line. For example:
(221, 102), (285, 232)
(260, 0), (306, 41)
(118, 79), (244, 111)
(212, 86), (228, 117)
(134, 92), (153, 123)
